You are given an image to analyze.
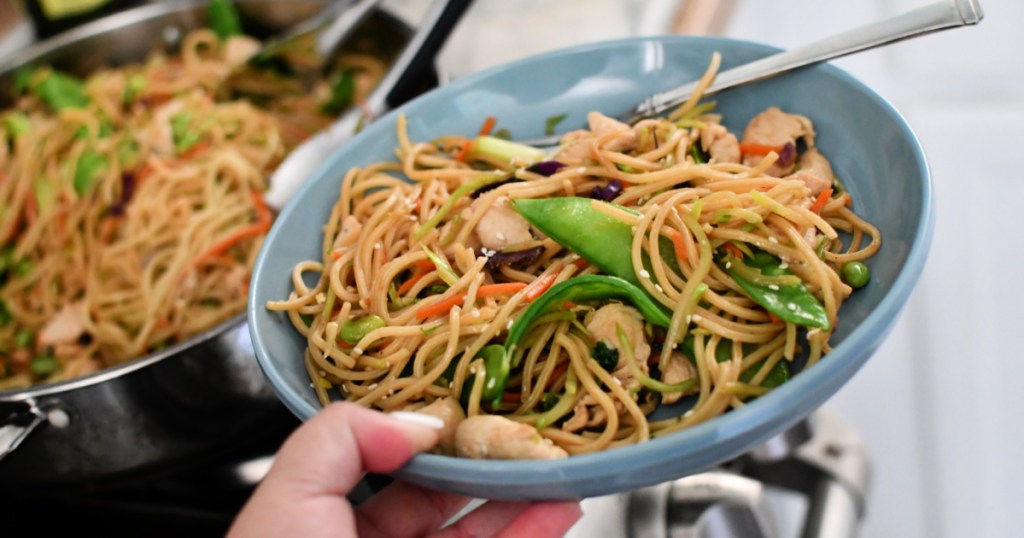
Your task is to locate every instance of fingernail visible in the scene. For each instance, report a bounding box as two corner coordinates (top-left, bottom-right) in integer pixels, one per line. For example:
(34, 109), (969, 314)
(389, 412), (444, 453)
(390, 411), (445, 430)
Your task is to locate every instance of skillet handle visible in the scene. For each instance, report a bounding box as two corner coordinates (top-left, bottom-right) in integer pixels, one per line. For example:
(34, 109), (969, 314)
(383, 0), (474, 109)
(0, 400), (47, 461)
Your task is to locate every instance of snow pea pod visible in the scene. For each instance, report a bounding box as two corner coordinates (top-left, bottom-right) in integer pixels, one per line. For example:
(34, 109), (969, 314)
(513, 197), (681, 289)
(505, 275), (671, 358)
(679, 334), (789, 388)
(478, 344), (510, 408)
(722, 254), (830, 330)
(513, 197), (641, 286)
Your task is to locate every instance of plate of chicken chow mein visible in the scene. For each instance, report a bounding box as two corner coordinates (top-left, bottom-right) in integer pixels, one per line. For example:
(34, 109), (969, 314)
(248, 35), (933, 500)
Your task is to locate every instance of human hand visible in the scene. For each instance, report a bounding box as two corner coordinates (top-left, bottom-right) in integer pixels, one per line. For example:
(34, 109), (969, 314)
(228, 403), (582, 537)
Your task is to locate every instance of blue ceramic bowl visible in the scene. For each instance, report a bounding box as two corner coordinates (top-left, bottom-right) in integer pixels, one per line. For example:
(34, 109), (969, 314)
(248, 35), (933, 500)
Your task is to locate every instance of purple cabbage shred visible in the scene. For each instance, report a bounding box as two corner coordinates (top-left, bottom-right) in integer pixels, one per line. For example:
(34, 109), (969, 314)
(778, 142), (797, 168)
(526, 161), (566, 177)
(590, 179), (623, 202)
(481, 246), (545, 271)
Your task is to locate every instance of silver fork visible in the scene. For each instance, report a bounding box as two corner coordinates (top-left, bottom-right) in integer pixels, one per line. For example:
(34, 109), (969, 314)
(519, 0), (983, 150)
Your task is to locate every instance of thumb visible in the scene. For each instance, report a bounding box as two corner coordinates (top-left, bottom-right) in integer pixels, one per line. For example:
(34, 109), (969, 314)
(228, 404), (442, 538)
(268, 403), (444, 498)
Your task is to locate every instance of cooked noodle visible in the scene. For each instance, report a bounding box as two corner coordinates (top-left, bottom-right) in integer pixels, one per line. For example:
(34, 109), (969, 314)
(0, 28), (386, 388)
(270, 55), (881, 458)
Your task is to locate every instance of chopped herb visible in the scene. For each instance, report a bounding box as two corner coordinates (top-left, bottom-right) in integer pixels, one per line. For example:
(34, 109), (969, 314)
(123, 73), (147, 104)
(15, 329), (33, 348)
(74, 150), (108, 195)
(322, 69), (357, 115)
(170, 112), (201, 152)
(544, 113), (567, 136)
(2, 113), (30, 137)
(0, 299), (11, 325)
(591, 341), (619, 371)
(35, 72), (90, 111)
(29, 354), (59, 378)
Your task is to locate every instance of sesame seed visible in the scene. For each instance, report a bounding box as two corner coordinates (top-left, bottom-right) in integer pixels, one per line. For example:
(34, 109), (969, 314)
(353, 347), (363, 355)
(576, 167), (587, 174)
(768, 236), (779, 244)
(787, 303), (797, 310)
(639, 269), (651, 279)
(367, 383), (378, 390)
(374, 242), (382, 249)
(779, 261), (789, 269)
(768, 284), (779, 291)
(725, 262), (732, 269)
(692, 314), (703, 322)
(471, 309), (481, 318)
(654, 284), (664, 293)
(496, 232), (506, 241)
(486, 378), (496, 390)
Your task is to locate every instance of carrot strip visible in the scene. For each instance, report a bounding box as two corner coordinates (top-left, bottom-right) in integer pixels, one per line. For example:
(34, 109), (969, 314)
(178, 142), (209, 160)
(666, 229), (689, 263)
(524, 273), (558, 302)
(478, 116), (497, 136)
(501, 391), (522, 404)
(194, 191), (272, 263)
(397, 259), (436, 295)
(723, 242), (744, 259)
(415, 282), (528, 320)
(739, 143), (785, 156)
(543, 361), (571, 390)
(809, 188), (834, 214)
(768, 312), (783, 324)
(455, 139), (474, 162)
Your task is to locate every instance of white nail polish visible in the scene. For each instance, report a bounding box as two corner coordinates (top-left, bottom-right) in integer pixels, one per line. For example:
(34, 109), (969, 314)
(390, 411), (445, 430)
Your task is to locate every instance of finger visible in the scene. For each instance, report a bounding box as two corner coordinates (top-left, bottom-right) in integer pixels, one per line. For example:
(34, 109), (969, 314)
(433, 500), (582, 538)
(228, 404), (442, 537)
(269, 403), (442, 497)
(355, 481), (472, 538)
(493, 501), (584, 538)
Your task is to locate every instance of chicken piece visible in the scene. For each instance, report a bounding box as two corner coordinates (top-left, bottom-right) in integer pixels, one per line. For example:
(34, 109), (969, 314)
(741, 107), (815, 176)
(472, 196), (533, 252)
(586, 303), (650, 370)
(661, 352), (698, 405)
(415, 398), (466, 456)
(552, 112), (640, 165)
(563, 393), (623, 433)
(37, 303), (87, 348)
(587, 111), (638, 152)
(455, 415), (568, 460)
(562, 400), (589, 433)
(332, 215), (363, 250)
(223, 36), (261, 69)
(786, 148), (835, 196)
(700, 123), (741, 163)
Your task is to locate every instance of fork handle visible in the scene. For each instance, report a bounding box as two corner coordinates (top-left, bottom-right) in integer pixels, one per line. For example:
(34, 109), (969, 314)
(631, 0), (983, 122)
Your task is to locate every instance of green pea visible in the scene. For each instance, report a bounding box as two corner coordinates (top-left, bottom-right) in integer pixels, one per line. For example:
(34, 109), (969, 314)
(841, 261), (871, 289)
(339, 314), (386, 345)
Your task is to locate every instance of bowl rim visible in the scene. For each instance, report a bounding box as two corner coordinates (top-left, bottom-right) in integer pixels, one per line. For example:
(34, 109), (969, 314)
(248, 33), (934, 497)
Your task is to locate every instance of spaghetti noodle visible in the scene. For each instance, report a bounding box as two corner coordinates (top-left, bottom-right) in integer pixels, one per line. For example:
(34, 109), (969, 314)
(270, 55), (881, 459)
(0, 27), (387, 388)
